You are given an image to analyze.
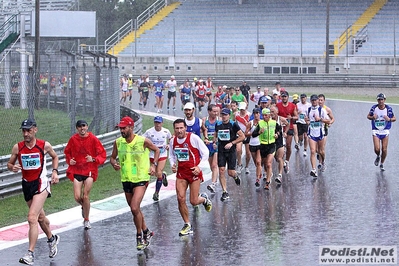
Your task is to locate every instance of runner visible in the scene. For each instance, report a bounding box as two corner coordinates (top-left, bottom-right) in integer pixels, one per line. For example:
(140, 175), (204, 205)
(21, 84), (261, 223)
(183, 102), (202, 137)
(165, 75), (178, 111)
(317, 94), (335, 168)
(214, 108), (246, 201)
(270, 106), (285, 184)
(295, 94), (311, 156)
(201, 104), (220, 193)
(234, 102), (251, 174)
(252, 108), (281, 189)
(245, 108), (262, 187)
(110, 116), (160, 250)
(169, 119), (212, 236)
(367, 93), (396, 171)
(194, 80), (207, 114)
(180, 80), (192, 107)
(306, 95), (330, 178)
(143, 116), (172, 201)
(152, 77), (165, 113)
(276, 90), (298, 174)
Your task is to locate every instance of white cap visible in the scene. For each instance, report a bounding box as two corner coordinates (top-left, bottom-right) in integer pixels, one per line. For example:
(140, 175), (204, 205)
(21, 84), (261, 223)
(129, 74), (133, 77)
(238, 102), (247, 110)
(171, 75), (175, 79)
(183, 102), (195, 110)
(222, 85), (228, 89)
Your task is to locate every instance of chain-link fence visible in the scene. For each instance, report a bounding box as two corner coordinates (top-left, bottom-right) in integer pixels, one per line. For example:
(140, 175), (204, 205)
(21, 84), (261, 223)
(0, 47), (120, 156)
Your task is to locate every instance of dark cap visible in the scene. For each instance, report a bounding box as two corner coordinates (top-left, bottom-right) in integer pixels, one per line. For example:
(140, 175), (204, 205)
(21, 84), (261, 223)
(154, 116), (163, 123)
(117, 116), (134, 127)
(76, 120), (87, 127)
(20, 119), (37, 129)
(252, 108), (260, 113)
(260, 96), (269, 103)
(300, 93), (307, 98)
(310, 94), (319, 101)
(275, 82), (281, 85)
(280, 90), (289, 97)
(377, 93), (386, 100)
(221, 108), (231, 115)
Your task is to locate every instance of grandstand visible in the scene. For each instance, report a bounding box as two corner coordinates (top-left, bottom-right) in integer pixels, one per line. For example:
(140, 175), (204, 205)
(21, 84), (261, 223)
(115, 0), (398, 57)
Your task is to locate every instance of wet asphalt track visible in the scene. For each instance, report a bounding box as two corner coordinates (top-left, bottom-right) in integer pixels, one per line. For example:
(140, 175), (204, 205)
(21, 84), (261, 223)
(1, 96), (399, 266)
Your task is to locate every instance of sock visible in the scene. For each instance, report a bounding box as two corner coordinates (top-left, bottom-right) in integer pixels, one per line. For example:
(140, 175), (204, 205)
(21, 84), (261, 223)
(185, 223), (191, 227)
(143, 228), (149, 234)
(155, 179), (162, 192)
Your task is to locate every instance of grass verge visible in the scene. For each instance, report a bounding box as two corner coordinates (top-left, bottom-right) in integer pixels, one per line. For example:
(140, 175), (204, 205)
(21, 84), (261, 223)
(0, 114), (174, 228)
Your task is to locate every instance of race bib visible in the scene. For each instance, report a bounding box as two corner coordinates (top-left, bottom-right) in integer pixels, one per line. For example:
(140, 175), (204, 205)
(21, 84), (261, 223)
(21, 153), (41, 170)
(156, 87), (162, 92)
(199, 90), (205, 95)
(207, 132), (214, 143)
(310, 121), (322, 129)
(175, 148), (189, 162)
(218, 129), (230, 141)
(299, 113), (305, 120)
(375, 119), (386, 130)
(184, 94), (190, 100)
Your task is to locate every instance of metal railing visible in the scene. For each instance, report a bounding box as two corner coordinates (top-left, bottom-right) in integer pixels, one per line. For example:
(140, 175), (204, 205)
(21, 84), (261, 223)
(0, 105), (142, 199)
(104, 0), (165, 53)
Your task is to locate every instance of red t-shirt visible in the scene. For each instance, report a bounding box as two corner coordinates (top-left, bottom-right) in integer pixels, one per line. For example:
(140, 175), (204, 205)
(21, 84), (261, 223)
(18, 139), (45, 182)
(276, 102), (297, 130)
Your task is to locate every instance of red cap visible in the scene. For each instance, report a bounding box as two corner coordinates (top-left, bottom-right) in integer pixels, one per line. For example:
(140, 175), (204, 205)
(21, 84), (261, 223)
(117, 116), (134, 127)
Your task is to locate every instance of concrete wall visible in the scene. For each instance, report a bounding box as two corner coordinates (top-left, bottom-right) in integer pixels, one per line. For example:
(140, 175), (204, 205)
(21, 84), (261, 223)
(117, 55), (399, 76)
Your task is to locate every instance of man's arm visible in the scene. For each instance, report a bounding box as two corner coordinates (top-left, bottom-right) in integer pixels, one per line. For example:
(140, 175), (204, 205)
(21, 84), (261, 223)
(7, 144), (21, 172)
(110, 141), (120, 170)
(44, 141), (59, 184)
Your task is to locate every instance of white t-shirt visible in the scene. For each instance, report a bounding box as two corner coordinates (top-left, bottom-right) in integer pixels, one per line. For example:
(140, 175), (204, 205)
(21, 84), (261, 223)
(296, 102), (312, 124)
(143, 127), (172, 159)
(165, 80), (177, 92)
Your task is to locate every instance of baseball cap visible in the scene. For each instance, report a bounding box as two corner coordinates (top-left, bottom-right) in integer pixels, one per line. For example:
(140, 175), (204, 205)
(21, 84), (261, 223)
(117, 116), (134, 127)
(20, 118), (37, 129)
(280, 91), (289, 97)
(221, 108), (231, 115)
(377, 93), (386, 100)
(76, 120), (88, 127)
(171, 75), (175, 79)
(257, 85), (261, 88)
(238, 102), (247, 110)
(310, 94), (319, 101)
(292, 94), (299, 100)
(154, 116), (163, 123)
(275, 82), (280, 85)
(260, 96), (269, 103)
(262, 108), (271, 115)
(252, 108), (260, 113)
(184, 102), (195, 110)
(300, 93), (307, 98)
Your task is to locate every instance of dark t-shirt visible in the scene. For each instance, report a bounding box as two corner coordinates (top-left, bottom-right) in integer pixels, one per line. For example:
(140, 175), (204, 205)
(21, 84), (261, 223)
(215, 120), (242, 153)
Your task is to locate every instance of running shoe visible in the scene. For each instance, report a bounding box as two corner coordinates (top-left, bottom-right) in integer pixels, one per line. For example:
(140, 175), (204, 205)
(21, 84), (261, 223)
(173, 107), (176, 111)
(236, 165), (242, 174)
(380, 164), (385, 171)
(275, 174), (282, 184)
(207, 183), (216, 193)
(157, 109), (160, 113)
(136, 236), (146, 250)
(294, 143), (299, 151)
(19, 251), (34, 265)
(283, 161), (289, 174)
(162, 172), (168, 187)
(303, 151), (307, 157)
(84, 220), (91, 230)
(200, 193), (212, 212)
(139, 102), (142, 106)
(317, 164), (322, 170)
(374, 156), (380, 166)
(245, 167), (250, 174)
(255, 178), (260, 187)
(152, 192), (159, 202)
(264, 182), (270, 190)
(310, 169), (318, 178)
(320, 163), (326, 172)
(220, 191), (230, 201)
(179, 224), (193, 236)
(48, 235), (60, 258)
(262, 173), (266, 181)
(167, 106), (169, 110)
(234, 175), (241, 186)
(143, 230), (154, 246)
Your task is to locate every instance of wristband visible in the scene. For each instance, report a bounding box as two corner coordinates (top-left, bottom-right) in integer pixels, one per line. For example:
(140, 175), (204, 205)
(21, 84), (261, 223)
(52, 169), (59, 174)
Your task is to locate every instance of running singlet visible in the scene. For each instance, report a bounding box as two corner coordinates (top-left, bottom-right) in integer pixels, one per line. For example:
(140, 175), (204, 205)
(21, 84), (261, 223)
(296, 102), (311, 124)
(185, 117), (201, 137)
(249, 120), (260, 146)
(235, 112), (250, 132)
(143, 127), (172, 159)
(196, 85), (206, 99)
(166, 80), (177, 92)
(205, 117), (218, 154)
(153, 82), (164, 96)
(307, 106), (328, 139)
(214, 91), (225, 108)
(181, 87), (191, 101)
(369, 104), (394, 131)
(18, 139), (47, 182)
(172, 132), (203, 180)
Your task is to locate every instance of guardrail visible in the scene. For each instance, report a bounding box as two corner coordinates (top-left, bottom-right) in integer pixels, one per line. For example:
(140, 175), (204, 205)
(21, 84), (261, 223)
(0, 106), (142, 199)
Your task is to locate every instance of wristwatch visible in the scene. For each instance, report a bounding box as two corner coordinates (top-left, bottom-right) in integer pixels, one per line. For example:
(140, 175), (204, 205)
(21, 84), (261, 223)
(153, 162), (158, 166)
